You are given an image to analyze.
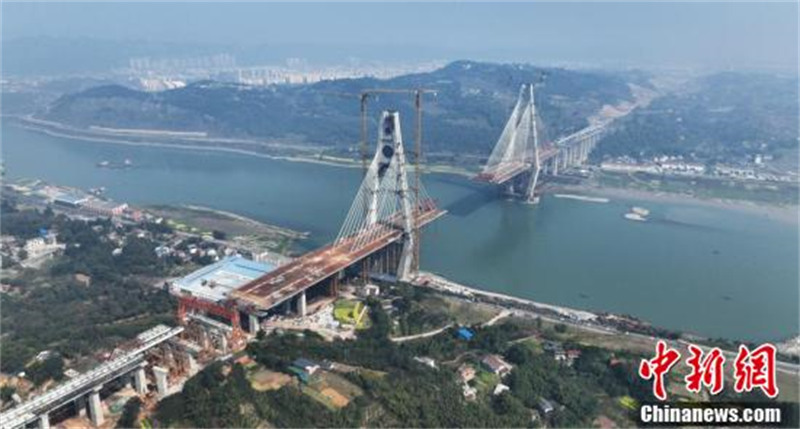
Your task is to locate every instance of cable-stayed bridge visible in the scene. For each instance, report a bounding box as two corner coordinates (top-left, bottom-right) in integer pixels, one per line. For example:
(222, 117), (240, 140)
(474, 83), (607, 203)
(231, 110), (444, 314)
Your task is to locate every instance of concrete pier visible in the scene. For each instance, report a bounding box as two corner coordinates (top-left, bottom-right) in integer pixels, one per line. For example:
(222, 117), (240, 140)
(75, 396), (87, 417)
(88, 387), (104, 427)
(37, 413), (50, 429)
(152, 366), (169, 398)
(133, 365), (148, 395)
(298, 291), (307, 317)
(248, 314), (260, 334)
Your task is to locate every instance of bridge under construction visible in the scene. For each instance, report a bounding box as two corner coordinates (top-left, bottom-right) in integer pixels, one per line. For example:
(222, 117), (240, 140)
(474, 83), (607, 203)
(231, 110), (444, 315)
(0, 325), (185, 429)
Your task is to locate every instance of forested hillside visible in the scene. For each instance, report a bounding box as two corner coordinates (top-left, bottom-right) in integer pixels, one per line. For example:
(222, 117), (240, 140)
(595, 72), (799, 162)
(43, 61), (640, 155)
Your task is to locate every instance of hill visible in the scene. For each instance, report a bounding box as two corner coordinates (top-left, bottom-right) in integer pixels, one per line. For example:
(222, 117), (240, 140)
(42, 61), (641, 157)
(594, 72), (799, 163)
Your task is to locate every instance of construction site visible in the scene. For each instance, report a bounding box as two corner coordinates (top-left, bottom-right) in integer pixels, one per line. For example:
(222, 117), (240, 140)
(1, 82), (611, 429)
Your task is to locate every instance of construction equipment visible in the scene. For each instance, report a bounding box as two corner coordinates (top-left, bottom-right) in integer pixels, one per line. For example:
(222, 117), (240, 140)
(176, 295), (246, 352)
(321, 88), (437, 279)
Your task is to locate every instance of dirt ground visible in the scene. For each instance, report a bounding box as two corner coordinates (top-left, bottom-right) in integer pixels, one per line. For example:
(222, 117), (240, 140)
(249, 369), (293, 391)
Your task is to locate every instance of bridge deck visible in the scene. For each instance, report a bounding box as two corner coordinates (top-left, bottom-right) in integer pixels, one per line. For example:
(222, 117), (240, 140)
(231, 206), (445, 310)
(474, 162), (531, 184)
(0, 325), (183, 429)
(474, 146), (559, 185)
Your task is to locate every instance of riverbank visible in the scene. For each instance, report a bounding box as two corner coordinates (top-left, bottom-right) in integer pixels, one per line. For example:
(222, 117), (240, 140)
(12, 115), (795, 221)
(7, 115), (477, 178)
(555, 183), (799, 226)
(5, 118), (798, 344)
(145, 204), (306, 256)
(414, 271), (800, 380)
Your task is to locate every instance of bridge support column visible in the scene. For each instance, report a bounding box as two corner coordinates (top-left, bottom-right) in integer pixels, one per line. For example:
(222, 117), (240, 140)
(133, 364), (148, 395)
(248, 314), (260, 335)
(88, 386), (104, 427)
(153, 366), (169, 398)
(186, 353), (198, 374)
(217, 332), (229, 354)
(75, 396), (87, 417)
(37, 413), (50, 429)
(525, 163), (541, 204)
(297, 291), (307, 317)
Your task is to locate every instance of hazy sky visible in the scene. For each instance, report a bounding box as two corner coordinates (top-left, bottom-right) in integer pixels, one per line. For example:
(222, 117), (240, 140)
(2, 1), (798, 70)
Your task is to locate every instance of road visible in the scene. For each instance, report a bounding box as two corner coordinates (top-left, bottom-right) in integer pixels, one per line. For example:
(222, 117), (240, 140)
(413, 272), (800, 376)
(390, 323), (454, 343)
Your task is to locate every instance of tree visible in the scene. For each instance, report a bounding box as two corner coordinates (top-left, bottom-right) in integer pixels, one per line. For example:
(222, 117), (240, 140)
(26, 355), (64, 386)
(116, 397), (142, 429)
(0, 385), (16, 404)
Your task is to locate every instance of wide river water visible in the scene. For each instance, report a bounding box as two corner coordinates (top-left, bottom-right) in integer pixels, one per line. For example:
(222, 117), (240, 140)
(2, 122), (798, 342)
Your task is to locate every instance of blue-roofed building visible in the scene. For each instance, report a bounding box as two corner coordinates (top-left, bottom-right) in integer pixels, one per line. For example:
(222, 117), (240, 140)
(172, 256), (275, 303)
(457, 327), (475, 341)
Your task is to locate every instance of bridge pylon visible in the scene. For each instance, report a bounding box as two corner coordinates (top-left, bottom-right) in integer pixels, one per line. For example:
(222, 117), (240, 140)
(336, 110), (435, 282)
(475, 83), (544, 203)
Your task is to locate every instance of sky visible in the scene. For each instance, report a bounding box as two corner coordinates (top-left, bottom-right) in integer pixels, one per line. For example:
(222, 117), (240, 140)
(2, 1), (798, 70)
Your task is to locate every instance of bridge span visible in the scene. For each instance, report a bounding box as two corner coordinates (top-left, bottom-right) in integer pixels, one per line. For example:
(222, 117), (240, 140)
(0, 325), (183, 429)
(231, 110), (444, 316)
(474, 83), (607, 202)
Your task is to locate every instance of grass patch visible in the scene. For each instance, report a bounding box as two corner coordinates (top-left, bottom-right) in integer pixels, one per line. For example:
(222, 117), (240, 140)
(333, 299), (368, 329)
(618, 395), (638, 411)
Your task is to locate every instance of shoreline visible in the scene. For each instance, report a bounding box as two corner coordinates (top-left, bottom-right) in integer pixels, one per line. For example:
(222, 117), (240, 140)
(7, 118), (799, 348)
(555, 183), (799, 226)
(6, 116), (477, 178)
(11, 116), (796, 223)
(11, 117), (797, 221)
(416, 271), (800, 373)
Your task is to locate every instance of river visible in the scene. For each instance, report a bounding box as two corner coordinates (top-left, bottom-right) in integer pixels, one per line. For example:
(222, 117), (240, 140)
(2, 122), (797, 342)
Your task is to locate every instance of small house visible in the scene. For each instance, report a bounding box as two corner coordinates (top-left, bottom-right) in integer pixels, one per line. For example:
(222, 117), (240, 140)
(458, 363), (476, 383)
(481, 354), (513, 377)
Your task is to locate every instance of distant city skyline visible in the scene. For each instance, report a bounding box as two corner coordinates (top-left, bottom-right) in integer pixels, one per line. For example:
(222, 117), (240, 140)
(2, 1), (798, 71)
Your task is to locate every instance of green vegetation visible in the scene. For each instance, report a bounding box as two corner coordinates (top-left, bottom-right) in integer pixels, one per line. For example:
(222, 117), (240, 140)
(597, 171), (799, 205)
(333, 300), (365, 327)
(596, 72), (799, 163)
(0, 205), (175, 374)
(116, 397), (142, 429)
(154, 299), (672, 427)
(156, 362), (361, 428)
(391, 284), (497, 336)
(25, 355), (65, 386)
(44, 61), (635, 158)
